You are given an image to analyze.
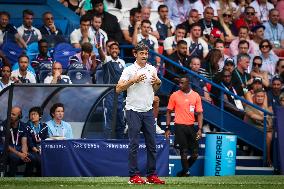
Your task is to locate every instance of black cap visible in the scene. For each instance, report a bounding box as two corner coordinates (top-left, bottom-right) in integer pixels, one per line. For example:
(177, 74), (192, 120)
(252, 24), (265, 33)
(224, 58), (234, 66)
(253, 77), (262, 84)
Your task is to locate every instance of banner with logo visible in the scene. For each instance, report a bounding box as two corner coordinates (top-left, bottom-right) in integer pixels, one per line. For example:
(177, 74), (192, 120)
(41, 139), (169, 176)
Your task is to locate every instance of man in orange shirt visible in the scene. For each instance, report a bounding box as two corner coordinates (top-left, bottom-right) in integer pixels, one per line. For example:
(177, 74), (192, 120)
(165, 75), (203, 177)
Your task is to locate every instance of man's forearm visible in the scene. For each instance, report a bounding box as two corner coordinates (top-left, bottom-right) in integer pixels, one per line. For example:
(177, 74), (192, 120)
(197, 112), (203, 130)
(116, 79), (134, 93)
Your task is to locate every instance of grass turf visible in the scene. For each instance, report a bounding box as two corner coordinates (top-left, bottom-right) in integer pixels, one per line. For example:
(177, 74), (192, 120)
(0, 176), (284, 189)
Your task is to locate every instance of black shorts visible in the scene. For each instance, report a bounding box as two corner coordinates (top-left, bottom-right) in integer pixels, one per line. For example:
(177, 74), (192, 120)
(174, 124), (198, 154)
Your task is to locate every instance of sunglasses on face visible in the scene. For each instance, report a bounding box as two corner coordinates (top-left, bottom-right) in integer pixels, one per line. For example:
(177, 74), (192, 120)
(261, 45), (269, 48)
(223, 14), (232, 18)
(253, 63), (262, 67)
(246, 12), (255, 15)
(223, 74), (231, 78)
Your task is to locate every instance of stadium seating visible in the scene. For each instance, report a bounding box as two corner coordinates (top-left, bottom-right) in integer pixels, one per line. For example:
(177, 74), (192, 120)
(68, 70), (92, 84)
(0, 42), (24, 66)
(52, 42), (78, 69)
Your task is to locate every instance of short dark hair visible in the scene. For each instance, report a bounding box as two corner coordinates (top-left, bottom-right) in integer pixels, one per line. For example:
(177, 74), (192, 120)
(130, 8), (141, 17)
(18, 54), (30, 62)
(81, 42), (93, 53)
(134, 42), (149, 52)
(158, 4), (168, 12)
(38, 38), (48, 46)
(239, 26), (249, 32)
(29, 106), (43, 118)
(190, 22), (201, 30)
(109, 42), (119, 49)
(254, 88), (265, 95)
(80, 14), (91, 24)
(245, 6), (255, 13)
(177, 40), (187, 47)
(238, 40), (250, 48)
(23, 9), (34, 17)
(175, 24), (186, 31)
(141, 19), (151, 26)
(50, 103), (64, 118)
(214, 39), (224, 47)
(253, 56), (262, 63)
(42, 11), (53, 19)
(0, 11), (10, 19)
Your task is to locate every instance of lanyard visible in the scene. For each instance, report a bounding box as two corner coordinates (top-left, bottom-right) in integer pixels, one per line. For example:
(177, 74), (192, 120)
(10, 123), (20, 147)
(30, 122), (41, 142)
(52, 120), (65, 137)
(203, 20), (213, 31)
(221, 82), (238, 99)
(235, 69), (247, 86)
(269, 22), (278, 41)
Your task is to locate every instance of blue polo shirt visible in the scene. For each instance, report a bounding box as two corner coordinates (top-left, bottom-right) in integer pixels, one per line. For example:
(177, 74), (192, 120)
(46, 119), (73, 139)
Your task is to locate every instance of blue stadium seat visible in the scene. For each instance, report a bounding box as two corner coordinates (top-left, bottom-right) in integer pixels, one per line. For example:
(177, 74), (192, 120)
(26, 42), (39, 61)
(39, 69), (51, 83)
(0, 42), (23, 66)
(95, 69), (104, 84)
(52, 42), (78, 69)
(67, 70), (92, 84)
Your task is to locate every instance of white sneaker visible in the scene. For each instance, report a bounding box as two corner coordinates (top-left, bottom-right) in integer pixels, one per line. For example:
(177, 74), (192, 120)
(156, 124), (165, 134)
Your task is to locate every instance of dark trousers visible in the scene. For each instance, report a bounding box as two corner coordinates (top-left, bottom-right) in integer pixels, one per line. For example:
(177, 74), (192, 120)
(126, 109), (156, 177)
(7, 147), (36, 177)
(103, 91), (125, 139)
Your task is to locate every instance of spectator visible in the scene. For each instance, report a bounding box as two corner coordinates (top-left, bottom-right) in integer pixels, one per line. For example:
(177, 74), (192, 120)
(132, 20), (160, 66)
(232, 40), (254, 72)
(250, 56), (269, 87)
(26, 106), (48, 176)
(0, 106), (35, 176)
(68, 42), (97, 72)
(276, 0), (284, 25)
(208, 28), (222, 49)
(17, 9), (42, 47)
(214, 39), (230, 70)
(189, 56), (212, 102)
(250, 0), (274, 23)
(180, 9), (200, 36)
(139, 0), (165, 10)
(141, 6), (160, 39)
(213, 57), (235, 84)
(152, 5), (175, 43)
(11, 55), (37, 84)
(99, 42), (126, 138)
(165, 75), (203, 177)
(198, 7), (225, 42)
(90, 14), (108, 55)
(199, 49), (222, 81)
(245, 77), (268, 105)
(46, 103), (73, 139)
(60, 0), (81, 15)
(44, 62), (72, 84)
(251, 24), (265, 55)
(0, 64), (13, 92)
(231, 53), (252, 92)
(163, 24), (186, 56)
(184, 23), (209, 59)
(165, 0), (191, 26)
(70, 14), (93, 48)
(164, 40), (190, 84)
(244, 88), (273, 166)
(86, 0), (123, 43)
(230, 26), (256, 56)
(0, 11), (26, 48)
(219, 9), (237, 45)
(263, 9), (284, 49)
(259, 39), (279, 79)
(211, 70), (245, 119)
(31, 39), (54, 76)
(0, 50), (10, 70)
(120, 8), (142, 44)
(39, 12), (66, 48)
(191, 0), (218, 18)
(216, 0), (242, 18)
(235, 6), (260, 33)
(267, 75), (283, 111)
(275, 59), (284, 77)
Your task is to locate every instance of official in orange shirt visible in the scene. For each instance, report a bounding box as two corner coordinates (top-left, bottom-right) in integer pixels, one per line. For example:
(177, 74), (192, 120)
(165, 75), (203, 177)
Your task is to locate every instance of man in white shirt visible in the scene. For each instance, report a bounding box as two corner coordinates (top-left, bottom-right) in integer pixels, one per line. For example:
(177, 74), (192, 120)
(70, 14), (94, 48)
(250, 0), (274, 23)
(11, 55), (37, 84)
(163, 24), (186, 56)
(17, 9), (42, 46)
(116, 43), (165, 184)
(90, 14), (108, 55)
(44, 62), (72, 84)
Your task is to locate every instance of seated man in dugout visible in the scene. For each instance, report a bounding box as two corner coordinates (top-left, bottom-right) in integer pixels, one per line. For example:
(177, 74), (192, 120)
(244, 88), (273, 167)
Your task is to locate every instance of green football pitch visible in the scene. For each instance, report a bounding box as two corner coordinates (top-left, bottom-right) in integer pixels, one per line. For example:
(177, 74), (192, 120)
(0, 176), (284, 189)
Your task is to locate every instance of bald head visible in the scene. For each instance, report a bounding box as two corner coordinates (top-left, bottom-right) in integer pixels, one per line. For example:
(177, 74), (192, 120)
(11, 106), (22, 124)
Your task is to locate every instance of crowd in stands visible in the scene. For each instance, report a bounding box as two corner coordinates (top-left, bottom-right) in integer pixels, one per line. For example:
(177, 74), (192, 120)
(0, 0), (284, 175)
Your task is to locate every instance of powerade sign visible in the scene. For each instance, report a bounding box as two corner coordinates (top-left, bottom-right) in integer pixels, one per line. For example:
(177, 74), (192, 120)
(204, 133), (237, 176)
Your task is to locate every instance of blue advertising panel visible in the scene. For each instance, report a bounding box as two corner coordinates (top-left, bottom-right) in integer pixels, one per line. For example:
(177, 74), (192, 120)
(204, 132), (237, 176)
(41, 138), (169, 176)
